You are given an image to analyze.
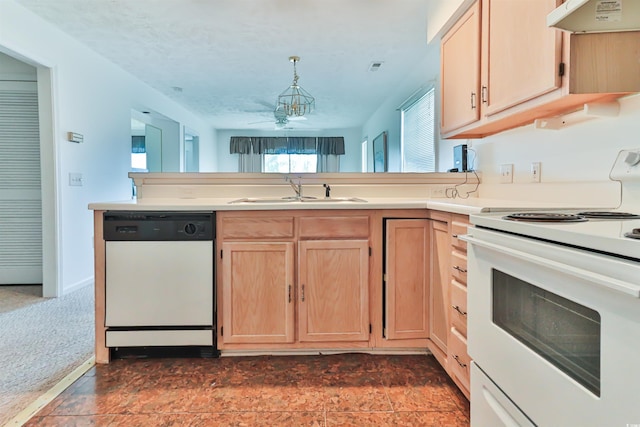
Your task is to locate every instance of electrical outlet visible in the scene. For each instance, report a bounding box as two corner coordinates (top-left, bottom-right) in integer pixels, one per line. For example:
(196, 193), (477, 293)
(500, 164), (513, 184)
(531, 162), (541, 183)
(610, 149), (640, 182)
(69, 173), (83, 186)
(429, 187), (446, 198)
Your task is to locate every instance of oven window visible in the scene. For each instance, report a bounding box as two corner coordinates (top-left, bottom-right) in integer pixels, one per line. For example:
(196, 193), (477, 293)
(492, 269), (601, 396)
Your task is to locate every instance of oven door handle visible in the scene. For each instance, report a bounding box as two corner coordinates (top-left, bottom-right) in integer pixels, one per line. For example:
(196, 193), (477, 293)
(461, 234), (640, 298)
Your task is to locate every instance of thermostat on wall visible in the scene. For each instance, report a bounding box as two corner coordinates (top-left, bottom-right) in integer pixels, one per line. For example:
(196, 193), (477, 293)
(67, 132), (83, 143)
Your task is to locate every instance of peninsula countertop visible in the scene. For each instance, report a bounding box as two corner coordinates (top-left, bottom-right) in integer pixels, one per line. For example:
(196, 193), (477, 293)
(88, 196), (592, 216)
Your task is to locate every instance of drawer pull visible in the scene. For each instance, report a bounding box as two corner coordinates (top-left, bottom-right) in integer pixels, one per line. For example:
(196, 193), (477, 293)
(452, 234), (459, 238)
(288, 285), (292, 303)
(453, 265), (467, 273)
(453, 354), (467, 368)
(301, 284), (305, 302)
(452, 305), (467, 316)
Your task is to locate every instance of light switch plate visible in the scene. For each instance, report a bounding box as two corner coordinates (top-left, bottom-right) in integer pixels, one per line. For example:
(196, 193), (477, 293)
(69, 172), (83, 186)
(500, 164), (513, 184)
(531, 162), (541, 183)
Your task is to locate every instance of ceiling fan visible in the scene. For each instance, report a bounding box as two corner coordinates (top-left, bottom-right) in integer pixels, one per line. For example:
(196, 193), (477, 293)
(248, 102), (307, 129)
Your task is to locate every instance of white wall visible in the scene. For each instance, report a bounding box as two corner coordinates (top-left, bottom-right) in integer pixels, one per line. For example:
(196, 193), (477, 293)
(471, 94), (640, 184)
(426, 0), (475, 43)
(214, 128), (362, 172)
(0, 0), (214, 295)
(361, 40), (441, 172)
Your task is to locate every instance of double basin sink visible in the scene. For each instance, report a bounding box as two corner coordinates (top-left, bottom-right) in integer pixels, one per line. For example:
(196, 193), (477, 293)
(229, 196), (367, 204)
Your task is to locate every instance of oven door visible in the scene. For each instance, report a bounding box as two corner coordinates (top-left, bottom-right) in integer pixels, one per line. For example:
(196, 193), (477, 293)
(463, 227), (640, 427)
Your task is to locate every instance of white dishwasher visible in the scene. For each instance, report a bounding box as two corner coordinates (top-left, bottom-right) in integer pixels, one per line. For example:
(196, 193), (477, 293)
(103, 211), (215, 351)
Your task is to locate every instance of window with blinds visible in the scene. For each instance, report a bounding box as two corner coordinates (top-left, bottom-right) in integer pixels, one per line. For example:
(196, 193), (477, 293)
(401, 88), (435, 172)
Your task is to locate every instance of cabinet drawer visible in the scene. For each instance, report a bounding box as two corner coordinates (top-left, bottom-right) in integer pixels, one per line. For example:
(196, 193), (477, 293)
(450, 280), (467, 337)
(451, 250), (467, 284)
(299, 216), (369, 239)
(451, 220), (469, 250)
(448, 327), (470, 392)
(221, 216), (294, 239)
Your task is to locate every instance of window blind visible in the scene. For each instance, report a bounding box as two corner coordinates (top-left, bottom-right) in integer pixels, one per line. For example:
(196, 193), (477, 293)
(401, 88), (435, 172)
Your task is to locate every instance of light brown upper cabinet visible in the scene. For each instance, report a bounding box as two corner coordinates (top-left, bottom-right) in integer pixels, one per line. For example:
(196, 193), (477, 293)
(441, 0), (640, 139)
(441, 1), (482, 134)
(481, 0), (562, 116)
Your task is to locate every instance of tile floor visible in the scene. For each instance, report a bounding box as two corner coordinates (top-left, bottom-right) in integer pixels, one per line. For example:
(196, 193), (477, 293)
(25, 353), (470, 426)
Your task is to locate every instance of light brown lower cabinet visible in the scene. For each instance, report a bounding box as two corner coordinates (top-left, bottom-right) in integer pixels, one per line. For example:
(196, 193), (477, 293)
(221, 241), (295, 344)
(298, 240), (369, 342)
(384, 219), (430, 341)
(217, 210), (372, 350)
(429, 217), (451, 360)
(428, 212), (471, 400)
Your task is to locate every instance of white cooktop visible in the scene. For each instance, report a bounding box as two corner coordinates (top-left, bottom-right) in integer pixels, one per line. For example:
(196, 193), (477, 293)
(470, 211), (640, 260)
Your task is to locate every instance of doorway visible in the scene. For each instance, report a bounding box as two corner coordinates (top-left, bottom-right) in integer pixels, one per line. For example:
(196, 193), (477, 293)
(0, 46), (61, 297)
(0, 53), (43, 289)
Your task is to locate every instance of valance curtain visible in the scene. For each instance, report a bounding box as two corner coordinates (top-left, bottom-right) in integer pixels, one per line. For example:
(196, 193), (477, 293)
(230, 136), (344, 155)
(230, 136), (345, 173)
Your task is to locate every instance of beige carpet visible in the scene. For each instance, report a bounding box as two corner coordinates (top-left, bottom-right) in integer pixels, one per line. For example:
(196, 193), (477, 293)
(0, 285), (94, 426)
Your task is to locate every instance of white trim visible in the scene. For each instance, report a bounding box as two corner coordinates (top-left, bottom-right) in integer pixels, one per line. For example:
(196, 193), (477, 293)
(37, 66), (61, 298)
(63, 277), (93, 295)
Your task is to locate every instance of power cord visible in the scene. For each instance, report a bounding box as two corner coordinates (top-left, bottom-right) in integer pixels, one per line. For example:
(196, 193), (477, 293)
(446, 147), (479, 199)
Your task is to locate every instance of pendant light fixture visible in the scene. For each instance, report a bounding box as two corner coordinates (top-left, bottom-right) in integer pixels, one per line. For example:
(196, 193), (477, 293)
(276, 56), (315, 117)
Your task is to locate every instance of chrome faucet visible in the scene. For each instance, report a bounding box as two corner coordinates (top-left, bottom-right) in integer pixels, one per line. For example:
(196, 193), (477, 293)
(285, 176), (303, 199)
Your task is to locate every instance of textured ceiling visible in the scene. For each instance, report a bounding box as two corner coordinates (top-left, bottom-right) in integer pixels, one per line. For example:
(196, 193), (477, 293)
(15, 0), (434, 131)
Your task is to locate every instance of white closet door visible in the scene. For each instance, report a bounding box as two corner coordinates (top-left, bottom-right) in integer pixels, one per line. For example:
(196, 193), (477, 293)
(0, 81), (42, 284)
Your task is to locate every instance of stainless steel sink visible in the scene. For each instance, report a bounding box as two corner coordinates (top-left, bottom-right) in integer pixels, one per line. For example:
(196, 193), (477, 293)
(300, 197), (367, 203)
(228, 196), (367, 204)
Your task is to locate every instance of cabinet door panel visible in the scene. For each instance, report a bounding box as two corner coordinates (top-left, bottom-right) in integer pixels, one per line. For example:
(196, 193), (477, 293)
(441, 1), (481, 133)
(222, 242), (295, 344)
(385, 219), (430, 340)
(483, 0), (562, 115)
(298, 240), (369, 342)
(430, 220), (450, 353)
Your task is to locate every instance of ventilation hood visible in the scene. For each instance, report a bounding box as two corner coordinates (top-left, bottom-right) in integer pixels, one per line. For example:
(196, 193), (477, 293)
(547, 0), (640, 33)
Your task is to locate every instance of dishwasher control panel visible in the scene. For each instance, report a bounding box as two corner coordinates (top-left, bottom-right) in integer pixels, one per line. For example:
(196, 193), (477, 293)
(103, 211), (214, 241)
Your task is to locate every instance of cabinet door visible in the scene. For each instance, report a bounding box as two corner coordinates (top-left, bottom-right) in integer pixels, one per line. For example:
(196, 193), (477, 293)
(298, 240), (369, 342)
(482, 0), (562, 116)
(385, 219), (430, 340)
(430, 219), (450, 353)
(221, 242), (295, 344)
(441, 1), (481, 133)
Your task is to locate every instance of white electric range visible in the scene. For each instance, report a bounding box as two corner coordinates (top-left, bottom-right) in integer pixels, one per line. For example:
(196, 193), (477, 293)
(462, 148), (640, 427)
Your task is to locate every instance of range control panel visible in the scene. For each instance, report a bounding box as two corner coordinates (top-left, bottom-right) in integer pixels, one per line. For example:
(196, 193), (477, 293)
(103, 211), (214, 241)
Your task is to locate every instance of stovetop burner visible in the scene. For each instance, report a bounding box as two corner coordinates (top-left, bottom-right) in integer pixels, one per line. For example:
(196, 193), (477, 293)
(578, 211), (640, 219)
(503, 212), (589, 223)
(625, 228), (640, 240)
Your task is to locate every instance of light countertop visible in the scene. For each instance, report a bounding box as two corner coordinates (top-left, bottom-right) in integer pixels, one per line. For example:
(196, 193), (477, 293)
(88, 196), (601, 216)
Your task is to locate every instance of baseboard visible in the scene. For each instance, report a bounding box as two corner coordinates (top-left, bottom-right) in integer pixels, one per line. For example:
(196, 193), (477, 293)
(219, 348), (430, 357)
(62, 277), (93, 295)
